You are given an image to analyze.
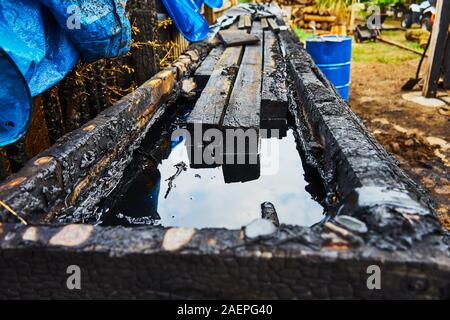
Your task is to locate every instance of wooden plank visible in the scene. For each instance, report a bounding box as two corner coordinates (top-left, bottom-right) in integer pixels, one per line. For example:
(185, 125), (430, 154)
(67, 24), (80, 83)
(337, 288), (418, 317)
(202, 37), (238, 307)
(238, 15), (245, 29)
(303, 14), (337, 23)
(130, 7), (160, 86)
(423, 0), (450, 97)
(194, 46), (225, 90)
(244, 15), (252, 28)
(219, 30), (260, 47)
(0, 148), (12, 181)
(227, 18), (239, 30)
(238, 15), (247, 29)
(267, 18), (280, 32)
(262, 30), (288, 122)
(222, 21), (263, 130)
(42, 87), (66, 144)
(222, 161), (260, 183)
(204, 6), (215, 24)
(261, 18), (269, 30)
(188, 46), (244, 128)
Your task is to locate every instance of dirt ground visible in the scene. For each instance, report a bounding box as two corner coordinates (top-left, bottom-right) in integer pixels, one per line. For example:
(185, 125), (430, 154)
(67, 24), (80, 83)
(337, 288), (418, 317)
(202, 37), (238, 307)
(349, 59), (450, 229)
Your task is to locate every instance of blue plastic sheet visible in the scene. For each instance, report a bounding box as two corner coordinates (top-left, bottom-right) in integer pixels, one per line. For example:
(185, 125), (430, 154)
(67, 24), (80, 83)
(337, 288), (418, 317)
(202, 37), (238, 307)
(162, 0), (222, 42)
(194, 0), (204, 8)
(194, 0), (223, 10)
(40, 0), (131, 62)
(0, 0), (131, 146)
(0, 48), (32, 146)
(162, 0), (210, 42)
(205, 0), (223, 8)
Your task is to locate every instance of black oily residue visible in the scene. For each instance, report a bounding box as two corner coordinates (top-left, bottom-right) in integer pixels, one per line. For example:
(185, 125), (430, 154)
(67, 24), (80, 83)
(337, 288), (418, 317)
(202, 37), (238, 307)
(96, 103), (189, 226)
(222, 65), (240, 79)
(268, 39), (287, 100)
(164, 162), (187, 199)
(98, 104), (327, 229)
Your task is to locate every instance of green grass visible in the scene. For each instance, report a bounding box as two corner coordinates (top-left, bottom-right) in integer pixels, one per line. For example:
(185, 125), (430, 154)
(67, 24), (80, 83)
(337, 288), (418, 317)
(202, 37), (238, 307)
(381, 30), (424, 52)
(382, 17), (401, 27)
(292, 27), (314, 43)
(352, 30), (424, 63)
(352, 41), (419, 63)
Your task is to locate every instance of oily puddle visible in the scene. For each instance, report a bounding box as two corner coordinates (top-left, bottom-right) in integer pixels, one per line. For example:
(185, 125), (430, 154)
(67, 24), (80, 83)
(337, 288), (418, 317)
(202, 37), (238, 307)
(99, 111), (325, 229)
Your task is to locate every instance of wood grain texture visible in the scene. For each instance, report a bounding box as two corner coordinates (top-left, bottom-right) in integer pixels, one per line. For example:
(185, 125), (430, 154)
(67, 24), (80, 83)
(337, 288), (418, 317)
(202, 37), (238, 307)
(194, 46), (225, 90)
(188, 46), (244, 128)
(222, 22), (263, 129)
(219, 30), (260, 47)
(261, 30), (288, 121)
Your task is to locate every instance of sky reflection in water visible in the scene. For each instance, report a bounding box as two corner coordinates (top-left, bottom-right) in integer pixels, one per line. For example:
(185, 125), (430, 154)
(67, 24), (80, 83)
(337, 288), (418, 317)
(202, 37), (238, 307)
(157, 129), (324, 229)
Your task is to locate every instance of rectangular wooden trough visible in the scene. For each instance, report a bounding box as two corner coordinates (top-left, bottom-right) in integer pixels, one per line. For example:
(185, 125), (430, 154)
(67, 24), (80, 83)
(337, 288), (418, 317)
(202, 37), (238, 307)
(0, 6), (448, 299)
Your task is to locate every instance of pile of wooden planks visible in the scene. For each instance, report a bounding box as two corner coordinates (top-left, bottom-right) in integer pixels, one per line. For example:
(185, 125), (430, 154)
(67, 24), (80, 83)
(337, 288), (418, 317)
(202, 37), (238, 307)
(257, 0), (315, 5)
(292, 5), (336, 32)
(188, 16), (288, 182)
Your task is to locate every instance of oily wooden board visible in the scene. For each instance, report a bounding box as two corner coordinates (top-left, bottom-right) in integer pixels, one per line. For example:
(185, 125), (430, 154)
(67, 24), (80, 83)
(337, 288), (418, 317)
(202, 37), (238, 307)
(261, 18), (269, 30)
(218, 30), (260, 47)
(188, 46), (244, 128)
(194, 46), (225, 90)
(238, 15), (251, 29)
(261, 30), (288, 121)
(267, 18), (280, 32)
(222, 21), (263, 130)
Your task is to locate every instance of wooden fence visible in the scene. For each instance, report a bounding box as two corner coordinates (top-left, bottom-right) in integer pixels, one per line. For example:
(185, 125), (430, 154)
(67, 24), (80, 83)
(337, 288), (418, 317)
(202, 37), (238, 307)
(0, 0), (225, 181)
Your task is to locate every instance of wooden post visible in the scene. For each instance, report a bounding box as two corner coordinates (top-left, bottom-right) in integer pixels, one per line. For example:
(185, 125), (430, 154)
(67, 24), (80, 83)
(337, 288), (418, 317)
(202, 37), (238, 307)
(204, 6), (215, 24)
(42, 86), (66, 143)
(422, 0), (450, 98)
(444, 31), (450, 89)
(130, 6), (160, 86)
(0, 148), (12, 181)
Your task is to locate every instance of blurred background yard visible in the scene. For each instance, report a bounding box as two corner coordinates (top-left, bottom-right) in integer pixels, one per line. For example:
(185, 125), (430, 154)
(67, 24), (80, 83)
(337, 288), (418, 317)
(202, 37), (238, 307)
(293, 10), (449, 228)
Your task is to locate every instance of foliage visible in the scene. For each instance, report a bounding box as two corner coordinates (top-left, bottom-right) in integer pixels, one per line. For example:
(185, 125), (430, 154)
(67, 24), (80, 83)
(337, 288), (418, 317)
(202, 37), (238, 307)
(316, 0), (353, 22)
(316, 0), (353, 13)
(362, 0), (407, 8)
(372, 0), (400, 9)
(292, 27), (314, 42)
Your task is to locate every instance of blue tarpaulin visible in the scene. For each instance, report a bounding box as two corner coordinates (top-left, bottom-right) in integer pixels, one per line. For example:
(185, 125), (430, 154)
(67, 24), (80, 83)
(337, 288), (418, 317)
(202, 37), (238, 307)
(0, 0), (222, 146)
(0, 0), (131, 146)
(161, 0), (209, 43)
(161, 0), (222, 42)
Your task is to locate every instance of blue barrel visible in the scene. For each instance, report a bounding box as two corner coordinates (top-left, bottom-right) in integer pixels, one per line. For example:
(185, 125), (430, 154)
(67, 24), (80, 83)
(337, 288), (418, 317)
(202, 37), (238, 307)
(305, 36), (352, 101)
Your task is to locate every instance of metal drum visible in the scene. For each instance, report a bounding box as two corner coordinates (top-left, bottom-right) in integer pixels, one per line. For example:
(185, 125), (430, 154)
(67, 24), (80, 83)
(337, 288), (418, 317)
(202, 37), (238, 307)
(306, 36), (352, 101)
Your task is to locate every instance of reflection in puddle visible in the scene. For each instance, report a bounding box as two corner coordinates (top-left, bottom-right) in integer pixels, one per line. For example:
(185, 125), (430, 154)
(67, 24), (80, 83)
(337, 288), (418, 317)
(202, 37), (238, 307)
(101, 128), (325, 229)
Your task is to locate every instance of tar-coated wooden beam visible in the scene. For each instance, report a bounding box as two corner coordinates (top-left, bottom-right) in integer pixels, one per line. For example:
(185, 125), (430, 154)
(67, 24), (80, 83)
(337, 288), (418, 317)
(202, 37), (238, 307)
(262, 30), (288, 122)
(222, 21), (263, 130)
(194, 46), (225, 90)
(219, 30), (260, 47)
(188, 46), (244, 129)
